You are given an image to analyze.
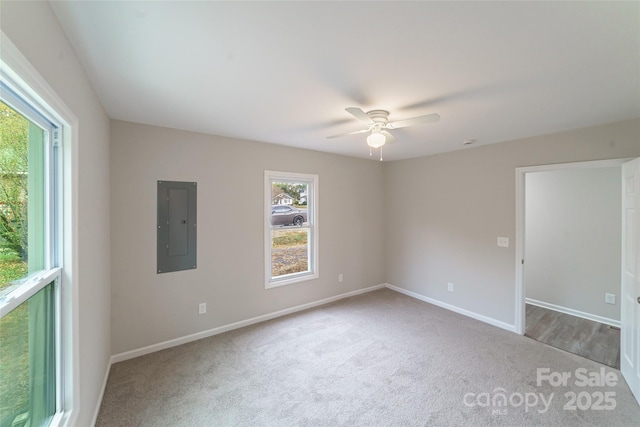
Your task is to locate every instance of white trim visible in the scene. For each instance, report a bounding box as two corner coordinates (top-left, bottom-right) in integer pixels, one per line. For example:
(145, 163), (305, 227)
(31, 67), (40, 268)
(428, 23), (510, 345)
(0, 32), (76, 127)
(264, 170), (319, 288)
(515, 167), (525, 334)
(385, 284), (517, 333)
(266, 268), (319, 288)
(111, 283), (385, 363)
(102, 282), (514, 410)
(514, 158), (632, 335)
(525, 297), (620, 328)
(0, 268), (61, 317)
(1, 30), (80, 427)
(90, 362), (112, 427)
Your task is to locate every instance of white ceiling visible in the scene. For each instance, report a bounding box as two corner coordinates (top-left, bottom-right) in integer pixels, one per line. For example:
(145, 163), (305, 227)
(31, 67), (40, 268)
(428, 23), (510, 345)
(50, 1), (640, 161)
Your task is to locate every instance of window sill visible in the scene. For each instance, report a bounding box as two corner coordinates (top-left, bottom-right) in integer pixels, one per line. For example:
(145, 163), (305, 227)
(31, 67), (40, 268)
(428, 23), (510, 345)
(266, 272), (319, 289)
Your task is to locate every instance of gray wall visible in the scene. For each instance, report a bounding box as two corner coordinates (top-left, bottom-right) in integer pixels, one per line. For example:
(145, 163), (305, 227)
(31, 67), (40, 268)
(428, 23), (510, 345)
(384, 118), (640, 327)
(1, 2), (112, 426)
(110, 120), (385, 355)
(525, 167), (621, 321)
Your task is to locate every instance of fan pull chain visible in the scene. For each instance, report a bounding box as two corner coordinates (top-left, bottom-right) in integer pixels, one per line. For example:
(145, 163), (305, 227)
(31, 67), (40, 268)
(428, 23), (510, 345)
(379, 146), (383, 162)
(369, 146), (372, 157)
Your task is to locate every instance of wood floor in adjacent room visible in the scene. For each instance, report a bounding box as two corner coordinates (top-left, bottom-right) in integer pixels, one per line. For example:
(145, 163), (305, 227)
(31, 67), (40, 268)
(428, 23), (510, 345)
(525, 304), (620, 369)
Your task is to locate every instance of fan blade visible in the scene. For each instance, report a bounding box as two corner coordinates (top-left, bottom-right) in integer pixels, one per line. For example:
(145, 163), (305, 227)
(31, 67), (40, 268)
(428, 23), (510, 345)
(387, 113), (440, 129)
(381, 130), (396, 144)
(345, 107), (373, 124)
(326, 128), (369, 139)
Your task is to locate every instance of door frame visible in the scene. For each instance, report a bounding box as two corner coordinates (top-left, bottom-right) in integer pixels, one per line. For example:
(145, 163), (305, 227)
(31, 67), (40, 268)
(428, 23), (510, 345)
(514, 158), (633, 335)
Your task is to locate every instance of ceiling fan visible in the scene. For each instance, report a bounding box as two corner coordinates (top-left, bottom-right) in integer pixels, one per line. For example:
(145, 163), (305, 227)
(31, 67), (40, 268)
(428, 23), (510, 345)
(327, 107), (440, 160)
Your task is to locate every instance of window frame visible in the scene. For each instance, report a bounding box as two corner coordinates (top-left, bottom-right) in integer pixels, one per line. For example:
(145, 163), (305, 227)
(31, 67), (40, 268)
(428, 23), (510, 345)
(264, 170), (318, 288)
(0, 80), (63, 427)
(1, 31), (78, 427)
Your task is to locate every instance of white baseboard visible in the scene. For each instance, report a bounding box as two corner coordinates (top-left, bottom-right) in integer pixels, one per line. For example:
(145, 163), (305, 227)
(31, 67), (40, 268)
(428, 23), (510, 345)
(90, 360), (112, 426)
(110, 283), (386, 364)
(385, 284), (517, 333)
(525, 298), (620, 328)
(100, 282), (516, 422)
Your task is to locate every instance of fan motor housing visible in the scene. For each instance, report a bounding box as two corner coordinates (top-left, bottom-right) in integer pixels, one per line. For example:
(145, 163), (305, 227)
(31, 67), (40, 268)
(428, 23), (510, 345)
(367, 110), (390, 124)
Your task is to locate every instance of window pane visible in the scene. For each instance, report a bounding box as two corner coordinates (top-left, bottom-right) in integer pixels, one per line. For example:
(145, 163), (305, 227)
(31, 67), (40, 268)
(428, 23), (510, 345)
(0, 281), (56, 427)
(266, 171), (317, 287)
(271, 228), (309, 278)
(270, 181), (309, 227)
(0, 101), (45, 290)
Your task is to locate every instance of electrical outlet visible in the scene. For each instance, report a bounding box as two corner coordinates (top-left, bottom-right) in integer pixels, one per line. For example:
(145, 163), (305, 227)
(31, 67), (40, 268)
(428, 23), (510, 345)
(497, 237), (509, 248)
(605, 293), (616, 305)
(338, 274), (343, 282)
(448, 282), (454, 292)
(198, 302), (207, 314)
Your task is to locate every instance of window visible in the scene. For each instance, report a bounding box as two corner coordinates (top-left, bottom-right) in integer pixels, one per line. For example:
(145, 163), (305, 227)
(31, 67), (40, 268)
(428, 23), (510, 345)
(0, 81), (62, 427)
(265, 171), (318, 288)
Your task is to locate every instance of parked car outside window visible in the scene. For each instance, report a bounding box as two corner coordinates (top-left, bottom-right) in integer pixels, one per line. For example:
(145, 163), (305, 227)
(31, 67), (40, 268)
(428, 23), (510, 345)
(271, 205), (307, 226)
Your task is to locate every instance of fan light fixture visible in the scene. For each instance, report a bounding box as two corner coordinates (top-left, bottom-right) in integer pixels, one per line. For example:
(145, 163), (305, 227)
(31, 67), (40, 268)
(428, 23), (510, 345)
(327, 107), (440, 162)
(367, 131), (386, 148)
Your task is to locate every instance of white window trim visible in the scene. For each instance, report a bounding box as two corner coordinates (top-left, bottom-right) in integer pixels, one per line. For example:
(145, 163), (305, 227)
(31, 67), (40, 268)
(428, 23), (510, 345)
(1, 30), (79, 427)
(264, 170), (318, 288)
(0, 269), (62, 317)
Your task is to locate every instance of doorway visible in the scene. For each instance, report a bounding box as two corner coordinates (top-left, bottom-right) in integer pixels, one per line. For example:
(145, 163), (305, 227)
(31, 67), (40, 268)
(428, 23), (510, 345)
(515, 159), (629, 367)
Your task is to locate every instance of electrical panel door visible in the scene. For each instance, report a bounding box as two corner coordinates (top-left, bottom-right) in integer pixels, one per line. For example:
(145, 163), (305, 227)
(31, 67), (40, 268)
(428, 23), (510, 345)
(157, 180), (197, 273)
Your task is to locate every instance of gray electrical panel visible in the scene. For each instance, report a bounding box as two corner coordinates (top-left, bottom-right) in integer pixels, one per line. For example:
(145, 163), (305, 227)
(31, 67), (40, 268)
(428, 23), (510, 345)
(157, 180), (197, 273)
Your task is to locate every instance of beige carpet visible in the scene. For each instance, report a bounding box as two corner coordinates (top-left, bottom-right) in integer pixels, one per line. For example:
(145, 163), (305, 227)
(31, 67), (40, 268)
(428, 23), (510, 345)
(96, 289), (640, 426)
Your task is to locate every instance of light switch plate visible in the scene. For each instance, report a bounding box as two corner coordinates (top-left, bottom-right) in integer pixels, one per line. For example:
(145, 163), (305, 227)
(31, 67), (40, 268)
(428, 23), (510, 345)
(605, 293), (616, 305)
(497, 237), (509, 248)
